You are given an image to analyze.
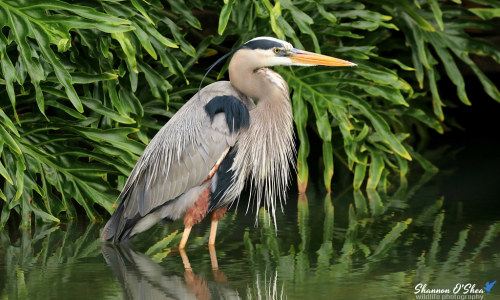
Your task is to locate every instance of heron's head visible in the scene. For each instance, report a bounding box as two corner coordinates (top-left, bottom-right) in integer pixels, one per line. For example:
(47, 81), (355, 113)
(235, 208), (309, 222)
(199, 37), (356, 95)
(238, 36), (356, 68)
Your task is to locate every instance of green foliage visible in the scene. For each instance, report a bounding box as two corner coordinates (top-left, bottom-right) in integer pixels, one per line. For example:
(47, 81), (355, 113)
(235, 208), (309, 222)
(0, 0), (499, 225)
(0, 0), (195, 226)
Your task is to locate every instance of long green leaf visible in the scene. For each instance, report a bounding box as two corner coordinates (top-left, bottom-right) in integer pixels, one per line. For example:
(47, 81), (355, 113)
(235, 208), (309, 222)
(218, 0), (236, 35)
(82, 97), (135, 124)
(0, 126), (21, 154)
(167, 0), (202, 30)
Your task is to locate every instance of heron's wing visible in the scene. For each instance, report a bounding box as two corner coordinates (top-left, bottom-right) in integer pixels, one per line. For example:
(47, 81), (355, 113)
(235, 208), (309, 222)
(122, 111), (233, 219)
(120, 84), (251, 219)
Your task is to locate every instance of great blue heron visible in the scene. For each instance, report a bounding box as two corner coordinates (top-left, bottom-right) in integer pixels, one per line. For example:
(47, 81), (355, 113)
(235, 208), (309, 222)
(101, 37), (355, 248)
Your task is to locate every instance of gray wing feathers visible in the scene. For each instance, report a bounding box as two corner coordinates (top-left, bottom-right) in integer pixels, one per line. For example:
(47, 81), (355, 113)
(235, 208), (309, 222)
(119, 82), (248, 219)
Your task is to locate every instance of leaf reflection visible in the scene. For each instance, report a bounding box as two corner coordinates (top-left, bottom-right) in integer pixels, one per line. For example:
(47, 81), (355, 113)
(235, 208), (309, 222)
(1, 169), (499, 300)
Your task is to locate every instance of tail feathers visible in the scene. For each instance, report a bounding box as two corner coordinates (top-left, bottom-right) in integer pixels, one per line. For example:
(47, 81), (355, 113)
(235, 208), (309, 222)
(101, 201), (124, 242)
(101, 200), (138, 243)
(101, 196), (164, 243)
(102, 189), (177, 243)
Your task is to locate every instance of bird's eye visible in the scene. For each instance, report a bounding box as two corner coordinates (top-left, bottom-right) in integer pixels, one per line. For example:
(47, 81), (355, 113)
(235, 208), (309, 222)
(273, 48), (280, 54)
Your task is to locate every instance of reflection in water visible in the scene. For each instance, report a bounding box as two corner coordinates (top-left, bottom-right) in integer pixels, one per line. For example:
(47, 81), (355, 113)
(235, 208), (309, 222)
(101, 245), (240, 300)
(0, 168), (499, 299)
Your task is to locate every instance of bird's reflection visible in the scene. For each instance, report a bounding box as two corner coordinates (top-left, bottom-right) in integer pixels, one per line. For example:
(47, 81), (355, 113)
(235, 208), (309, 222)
(101, 245), (240, 300)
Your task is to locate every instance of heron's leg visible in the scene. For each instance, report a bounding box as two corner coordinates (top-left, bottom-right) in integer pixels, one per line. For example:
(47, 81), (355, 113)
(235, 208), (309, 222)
(179, 226), (192, 250)
(208, 220), (218, 246)
(180, 187), (210, 249)
(208, 207), (228, 246)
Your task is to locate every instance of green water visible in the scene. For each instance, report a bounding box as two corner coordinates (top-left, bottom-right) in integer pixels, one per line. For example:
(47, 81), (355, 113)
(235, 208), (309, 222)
(1, 140), (499, 299)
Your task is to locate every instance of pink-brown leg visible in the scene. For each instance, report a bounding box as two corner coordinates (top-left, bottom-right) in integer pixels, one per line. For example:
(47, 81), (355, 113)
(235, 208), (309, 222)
(208, 221), (218, 246)
(179, 226), (192, 250)
(180, 187), (210, 250)
(208, 207), (228, 246)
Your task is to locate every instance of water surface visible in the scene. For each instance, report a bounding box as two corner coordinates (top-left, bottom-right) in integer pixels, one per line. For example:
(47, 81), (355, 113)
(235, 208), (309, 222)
(1, 140), (499, 300)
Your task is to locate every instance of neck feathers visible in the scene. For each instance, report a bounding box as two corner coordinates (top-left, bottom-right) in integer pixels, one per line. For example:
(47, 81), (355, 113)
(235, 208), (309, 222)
(224, 69), (295, 226)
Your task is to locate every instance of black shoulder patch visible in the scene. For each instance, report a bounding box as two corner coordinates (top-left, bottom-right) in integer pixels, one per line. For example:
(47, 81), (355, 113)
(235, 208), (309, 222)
(205, 95), (250, 133)
(243, 39), (283, 50)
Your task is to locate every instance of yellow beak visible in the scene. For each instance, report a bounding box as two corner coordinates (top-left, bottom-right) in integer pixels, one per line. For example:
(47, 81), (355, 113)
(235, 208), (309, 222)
(289, 49), (356, 67)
